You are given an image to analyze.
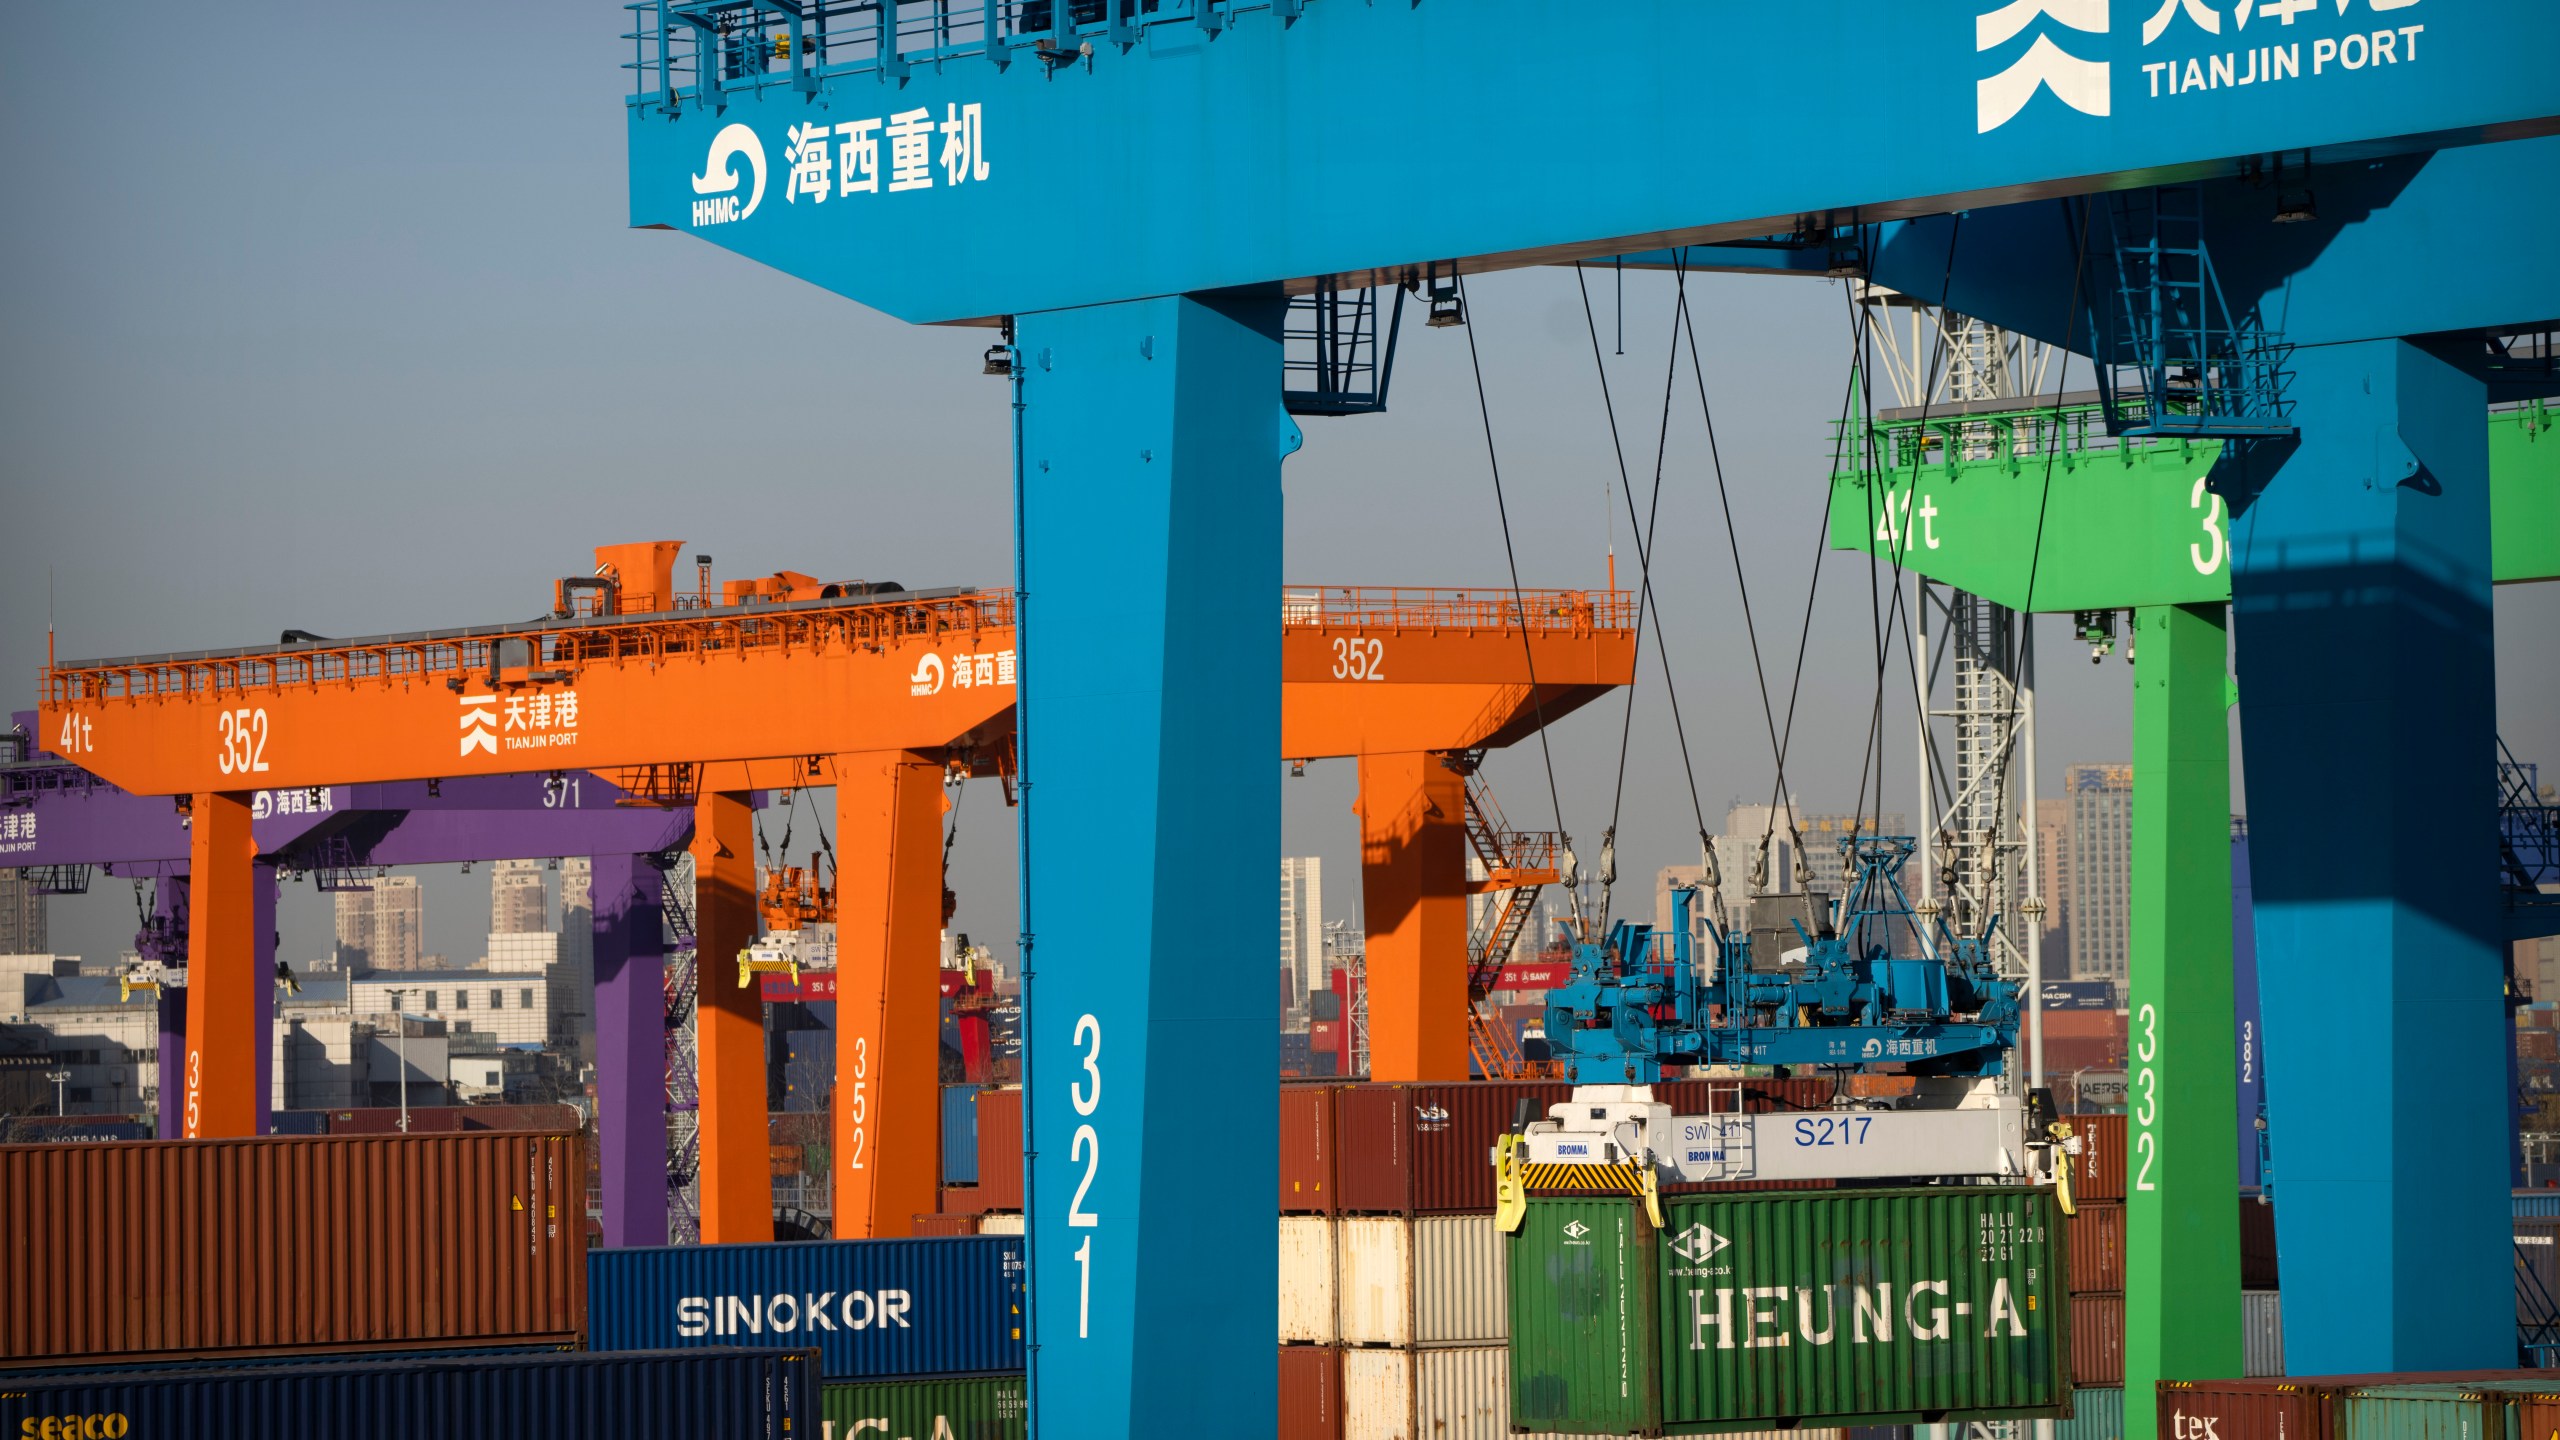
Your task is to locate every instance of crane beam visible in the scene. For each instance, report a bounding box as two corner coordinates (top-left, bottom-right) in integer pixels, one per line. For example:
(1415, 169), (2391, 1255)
(620, 0), (2560, 324)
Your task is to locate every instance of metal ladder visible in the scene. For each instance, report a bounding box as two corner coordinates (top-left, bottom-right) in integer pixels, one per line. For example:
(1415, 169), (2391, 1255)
(2098, 185), (2291, 438)
(1459, 767), (1565, 1079)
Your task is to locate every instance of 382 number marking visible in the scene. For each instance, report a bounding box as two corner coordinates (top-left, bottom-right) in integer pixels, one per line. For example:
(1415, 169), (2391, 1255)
(215, 707), (270, 776)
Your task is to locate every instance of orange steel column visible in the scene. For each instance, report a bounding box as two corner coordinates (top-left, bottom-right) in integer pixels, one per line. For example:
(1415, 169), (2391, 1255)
(181, 791), (259, 1138)
(832, 750), (947, 1238)
(1357, 752), (1471, 1081)
(692, 790), (771, 1243)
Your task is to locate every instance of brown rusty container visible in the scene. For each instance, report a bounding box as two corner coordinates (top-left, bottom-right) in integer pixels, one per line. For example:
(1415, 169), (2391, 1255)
(2239, 1193), (2280, 1291)
(2514, 1389), (2560, 1438)
(941, 1183), (990, 1217)
(2072, 1292), (2126, 1386)
(0, 1131), (585, 1368)
(1335, 1082), (1570, 1214)
(2070, 1113), (2128, 1202)
(2156, 1373), (2559, 1440)
(2069, 1202), (2126, 1293)
(1278, 1344), (1344, 1440)
(1280, 1082), (1339, 1214)
(910, 1212), (980, 1236)
(973, 1086), (1023, 1211)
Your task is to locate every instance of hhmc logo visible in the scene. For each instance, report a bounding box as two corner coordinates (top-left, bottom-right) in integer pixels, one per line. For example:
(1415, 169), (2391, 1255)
(909, 653), (946, 696)
(1668, 1224), (1733, 1265)
(1974, 0), (2112, 133)
(691, 123), (767, 227)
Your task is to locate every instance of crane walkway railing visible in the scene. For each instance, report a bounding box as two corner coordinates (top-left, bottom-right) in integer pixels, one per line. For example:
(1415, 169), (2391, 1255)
(1282, 586), (1628, 635)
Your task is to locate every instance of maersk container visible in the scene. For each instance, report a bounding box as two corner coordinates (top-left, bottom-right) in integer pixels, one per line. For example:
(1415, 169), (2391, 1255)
(822, 1371), (1025, 1439)
(1652, 1187), (2069, 1432)
(2057, 1386), (2126, 1440)
(588, 1235), (1025, 1380)
(1339, 1214), (1507, 1347)
(1282, 1215), (1340, 1344)
(0, 1347), (814, 1439)
(942, 1084), (983, 1185)
(1508, 1196), (1663, 1436)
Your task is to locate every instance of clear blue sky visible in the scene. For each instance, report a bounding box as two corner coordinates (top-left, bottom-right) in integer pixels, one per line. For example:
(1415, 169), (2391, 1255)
(4, 3), (2552, 970)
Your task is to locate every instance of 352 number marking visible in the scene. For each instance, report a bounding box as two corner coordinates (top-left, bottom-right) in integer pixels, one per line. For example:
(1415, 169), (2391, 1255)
(844, 1037), (869, 1171)
(215, 707), (270, 776)
(1329, 637), (1385, 681)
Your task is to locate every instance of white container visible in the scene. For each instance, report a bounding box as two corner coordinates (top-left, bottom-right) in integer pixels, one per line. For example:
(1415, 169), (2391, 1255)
(1342, 1345), (1509, 1440)
(977, 1212), (1024, 1235)
(1337, 1214), (1507, 1347)
(2243, 1288), (2283, 1377)
(1280, 1215), (1338, 1344)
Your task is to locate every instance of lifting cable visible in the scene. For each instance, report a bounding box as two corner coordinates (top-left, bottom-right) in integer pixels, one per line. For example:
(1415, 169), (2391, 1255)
(1454, 274), (1575, 919)
(1570, 256), (1715, 931)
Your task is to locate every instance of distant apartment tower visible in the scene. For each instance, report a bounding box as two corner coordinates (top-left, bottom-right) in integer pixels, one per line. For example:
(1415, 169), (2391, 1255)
(2065, 764), (2134, 985)
(0, 870), (46, 954)
(490, 859), (549, 934)
(333, 874), (425, 973)
(1280, 857), (1324, 1024)
(2033, 796), (2072, 957)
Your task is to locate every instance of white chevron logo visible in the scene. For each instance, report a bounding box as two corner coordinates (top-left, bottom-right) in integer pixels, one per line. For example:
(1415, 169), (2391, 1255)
(1975, 0), (2112, 134)
(459, 693), (498, 756)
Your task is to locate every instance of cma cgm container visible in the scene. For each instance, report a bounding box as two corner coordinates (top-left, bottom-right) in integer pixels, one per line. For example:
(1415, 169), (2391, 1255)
(0, 1132), (584, 1368)
(588, 1236), (1025, 1380)
(1337, 1082), (1570, 1214)
(823, 1372), (1025, 1438)
(0, 1347), (814, 1440)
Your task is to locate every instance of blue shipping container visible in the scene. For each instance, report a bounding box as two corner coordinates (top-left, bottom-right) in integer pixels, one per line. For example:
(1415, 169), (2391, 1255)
(589, 1236), (1026, 1380)
(2057, 1386), (2126, 1440)
(944, 1084), (982, 1185)
(0, 1348), (813, 1439)
(2517, 1189), (2560, 1219)
(2233, 835), (2266, 1189)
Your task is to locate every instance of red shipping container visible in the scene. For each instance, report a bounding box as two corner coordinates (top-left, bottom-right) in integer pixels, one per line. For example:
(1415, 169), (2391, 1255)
(2239, 1194), (2280, 1291)
(1335, 1082), (1570, 1214)
(1280, 1083), (1338, 1214)
(940, 1184), (990, 1217)
(2073, 1292), (2126, 1386)
(2157, 1373), (2560, 1440)
(910, 1213), (979, 1236)
(2070, 1113), (2129, 1201)
(327, 1106), (466, 1134)
(1278, 1344), (1344, 1440)
(974, 1086), (1023, 1211)
(2069, 1202), (2126, 1294)
(1, 1132), (585, 1368)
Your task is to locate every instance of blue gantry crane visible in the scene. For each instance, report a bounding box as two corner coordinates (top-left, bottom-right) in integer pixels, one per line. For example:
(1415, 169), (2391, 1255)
(610, 4), (2560, 1433)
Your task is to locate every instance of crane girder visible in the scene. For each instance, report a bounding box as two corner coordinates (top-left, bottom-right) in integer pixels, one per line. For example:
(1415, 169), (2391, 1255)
(622, 0), (2560, 324)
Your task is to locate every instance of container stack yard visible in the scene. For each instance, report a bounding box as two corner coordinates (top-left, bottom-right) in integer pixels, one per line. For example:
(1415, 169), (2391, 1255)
(5, 2), (2560, 1438)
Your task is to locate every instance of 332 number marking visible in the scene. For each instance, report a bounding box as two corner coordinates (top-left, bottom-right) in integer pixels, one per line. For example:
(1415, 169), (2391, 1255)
(2132, 1002), (2159, 1192)
(215, 707), (270, 776)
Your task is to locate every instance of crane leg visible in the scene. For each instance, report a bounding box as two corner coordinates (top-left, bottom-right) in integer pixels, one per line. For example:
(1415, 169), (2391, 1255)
(1017, 292), (1285, 1440)
(1358, 751), (1472, 1081)
(2123, 601), (2241, 1440)
(591, 851), (670, 1247)
(180, 792), (260, 1137)
(830, 749), (946, 1240)
(155, 874), (190, 1139)
(692, 790), (770, 1243)
(2231, 337), (2508, 1372)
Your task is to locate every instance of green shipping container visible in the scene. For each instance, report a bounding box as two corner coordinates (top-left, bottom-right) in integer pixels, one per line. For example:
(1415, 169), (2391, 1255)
(2055, 1386), (2124, 1440)
(1509, 1196), (1665, 1435)
(2336, 1384), (2513, 1440)
(1653, 1186), (2070, 1434)
(821, 1373), (1026, 1440)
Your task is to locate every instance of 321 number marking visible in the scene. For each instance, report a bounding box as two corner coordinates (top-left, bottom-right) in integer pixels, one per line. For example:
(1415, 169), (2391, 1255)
(1067, 1012), (1103, 1339)
(215, 707), (271, 776)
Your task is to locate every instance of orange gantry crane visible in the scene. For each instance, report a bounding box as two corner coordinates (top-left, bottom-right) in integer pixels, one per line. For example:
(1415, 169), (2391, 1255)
(40, 543), (1631, 1242)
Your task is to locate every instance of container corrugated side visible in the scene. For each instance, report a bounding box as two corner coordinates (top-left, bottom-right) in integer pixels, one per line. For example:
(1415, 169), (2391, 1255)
(1281, 1344), (1345, 1440)
(587, 1236), (1025, 1380)
(2072, 1115), (2128, 1202)
(2515, 1189), (2560, 1220)
(974, 1086), (1023, 1210)
(978, 1212), (1024, 1236)
(822, 1372), (1024, 1438)
(2155, 1373), (2557, 1440)
(2334, 1384), (2510, 1439)
(942, 1085), (982, 1186)
(1336, 1083), (1570, 1214)
(1656, 1186), (2070, 1431)
(2516, 1216), (2560, 1321)
(1283, 1216), (1340, 1345)
(1283, 1082), (1340, 1214)
(2512, 1390), (2560, 1439)
(1342, 1346), (1514, 1440)
(2242, 1290), (2284, 1379)
(0, 1132), (585, 1368)
(2070, 1203), (2126, 1293)
(1340, 1217), (1414, 1346)
(2073, 1293), (2126, 1387)
(0, 1347), (815, 1439)
(1414, 1214), (1507, 1345)
(2058, 1386), (2126, 1440)
(1507, 1196), (1662, 1436)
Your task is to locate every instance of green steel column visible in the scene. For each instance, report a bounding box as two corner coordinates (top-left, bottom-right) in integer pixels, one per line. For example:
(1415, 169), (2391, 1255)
(2124, 601), (2242, 1440)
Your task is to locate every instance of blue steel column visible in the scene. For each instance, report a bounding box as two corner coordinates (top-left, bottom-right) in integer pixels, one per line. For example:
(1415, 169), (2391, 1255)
(591, 852), (670, 1248)
(1016, 292), (1286, 1440)
(2230, 337), (2507, 1373)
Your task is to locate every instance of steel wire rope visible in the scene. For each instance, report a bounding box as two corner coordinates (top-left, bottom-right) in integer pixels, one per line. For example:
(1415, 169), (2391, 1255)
(1454, 275), (1573, 885)
(1569, 257), (1714, 929)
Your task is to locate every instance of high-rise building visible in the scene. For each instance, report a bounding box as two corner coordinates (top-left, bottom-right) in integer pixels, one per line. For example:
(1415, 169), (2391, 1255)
(333, 874), (425, 973)
(490, 859), (549, 934)
(1279, 857), (1324, 1025)
(2065, 764), (2134, 984)
(0, 871), (46, 954)
(2033, 796), (2072, 957)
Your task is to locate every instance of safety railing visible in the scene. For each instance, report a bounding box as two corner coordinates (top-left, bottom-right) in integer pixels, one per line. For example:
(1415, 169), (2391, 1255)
(1830, 401), (2207, 481)
(624, 0), (1307, 110)
(1281, 586), (1632, 634)
(44, 591), (1015, 706)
